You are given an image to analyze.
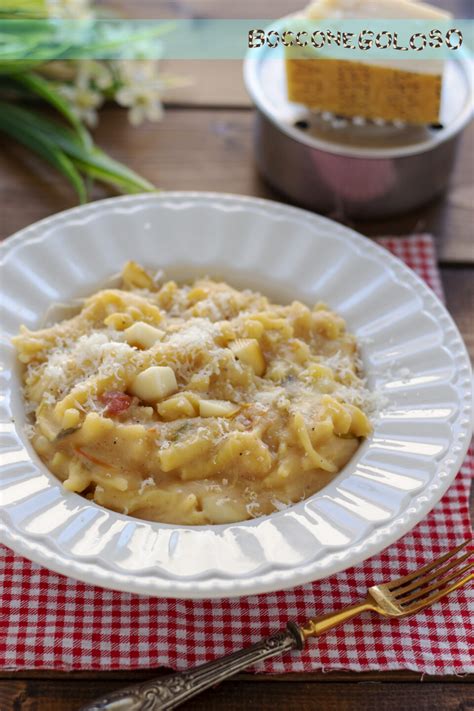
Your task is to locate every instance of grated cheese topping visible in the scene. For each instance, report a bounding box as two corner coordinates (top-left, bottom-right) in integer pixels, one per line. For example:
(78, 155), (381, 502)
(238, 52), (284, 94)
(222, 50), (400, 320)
(13, 262), (378, 526)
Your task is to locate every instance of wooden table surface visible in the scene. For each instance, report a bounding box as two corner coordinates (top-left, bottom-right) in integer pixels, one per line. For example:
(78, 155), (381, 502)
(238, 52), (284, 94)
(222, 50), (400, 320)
(0, 1), (473, 709)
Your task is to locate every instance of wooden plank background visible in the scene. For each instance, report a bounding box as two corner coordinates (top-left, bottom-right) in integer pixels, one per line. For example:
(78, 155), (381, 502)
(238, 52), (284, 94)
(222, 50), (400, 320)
(1, 671), (473, 710)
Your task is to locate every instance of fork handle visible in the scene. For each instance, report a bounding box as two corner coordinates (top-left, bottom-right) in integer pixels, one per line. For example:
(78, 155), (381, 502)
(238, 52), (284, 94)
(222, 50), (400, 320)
(81, 622), (304, 711)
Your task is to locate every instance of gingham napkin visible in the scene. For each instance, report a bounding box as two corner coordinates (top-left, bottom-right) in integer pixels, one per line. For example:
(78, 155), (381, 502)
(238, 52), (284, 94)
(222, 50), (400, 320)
(1, 235), (472, 674)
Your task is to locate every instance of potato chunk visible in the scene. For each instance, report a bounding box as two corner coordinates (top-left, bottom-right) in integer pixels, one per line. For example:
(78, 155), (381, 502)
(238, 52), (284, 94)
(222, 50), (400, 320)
(130, 366), (177, 403)
(229, 338), (265, 376)
(199, 399), (239, 418)
(157, 394), (197, 420)
(124, 321), (164, 349)
(62, 408), (81, 429)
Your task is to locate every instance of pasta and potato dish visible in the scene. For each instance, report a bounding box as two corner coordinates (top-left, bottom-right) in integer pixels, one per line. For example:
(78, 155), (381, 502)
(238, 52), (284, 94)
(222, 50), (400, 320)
(13, 262), (374, 525)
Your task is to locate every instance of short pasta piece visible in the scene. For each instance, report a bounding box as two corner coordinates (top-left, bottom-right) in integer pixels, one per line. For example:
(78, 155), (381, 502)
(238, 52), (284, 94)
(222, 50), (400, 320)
(13, 262), (375, 525)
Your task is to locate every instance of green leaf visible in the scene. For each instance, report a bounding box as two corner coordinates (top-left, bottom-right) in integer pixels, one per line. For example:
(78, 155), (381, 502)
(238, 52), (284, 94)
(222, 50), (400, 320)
(0, 101), (155, 200)
(0, 59), (43, 74)
(73, 151), (156, 195)
(0, 20), (76, 69)
(10, 72), (92, 148)
(3, 104), (156, 193)
(74, 22), (174, 59)
(0, 101), (87, 202)
(0, 2), (48, 20)
(0, 19), (174, 64)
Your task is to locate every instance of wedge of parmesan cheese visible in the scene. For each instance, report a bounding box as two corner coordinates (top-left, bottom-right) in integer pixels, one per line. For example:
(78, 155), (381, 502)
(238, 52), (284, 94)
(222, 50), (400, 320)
(286, 0), (451, 124)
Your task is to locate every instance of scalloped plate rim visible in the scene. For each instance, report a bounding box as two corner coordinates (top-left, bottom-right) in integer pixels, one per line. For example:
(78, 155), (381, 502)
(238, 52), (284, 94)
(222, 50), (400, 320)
(0, 192), (472, 599)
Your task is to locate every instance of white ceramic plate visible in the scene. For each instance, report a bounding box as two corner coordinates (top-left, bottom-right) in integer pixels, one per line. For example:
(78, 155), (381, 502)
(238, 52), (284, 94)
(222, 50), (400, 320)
(0, 193), (472, 599)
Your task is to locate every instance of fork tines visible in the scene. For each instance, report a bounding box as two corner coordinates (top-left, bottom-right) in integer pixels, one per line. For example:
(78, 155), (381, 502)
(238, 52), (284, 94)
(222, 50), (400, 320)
(389, 539), (473, 608)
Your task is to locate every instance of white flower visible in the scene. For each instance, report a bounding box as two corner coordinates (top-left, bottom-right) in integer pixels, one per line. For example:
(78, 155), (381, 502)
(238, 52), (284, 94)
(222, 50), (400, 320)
(114, 60), (165, 126)
(47, 0), (92, 19)
(59, 70), (104, 127)
(78, 60), (113, 90)
(116, 60), (160, 85)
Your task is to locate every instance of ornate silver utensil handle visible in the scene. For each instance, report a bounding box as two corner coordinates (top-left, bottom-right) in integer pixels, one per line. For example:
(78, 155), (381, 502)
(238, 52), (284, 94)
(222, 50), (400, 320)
(81, 622), (304, 711)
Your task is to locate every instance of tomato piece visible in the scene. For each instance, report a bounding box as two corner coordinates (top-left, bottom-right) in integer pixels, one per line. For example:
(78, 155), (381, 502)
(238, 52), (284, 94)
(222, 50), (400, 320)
(99, 390), (132, 415)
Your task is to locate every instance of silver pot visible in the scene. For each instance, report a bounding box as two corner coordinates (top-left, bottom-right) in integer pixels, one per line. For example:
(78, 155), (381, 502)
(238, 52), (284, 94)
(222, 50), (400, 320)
(244, 47), (473, 219)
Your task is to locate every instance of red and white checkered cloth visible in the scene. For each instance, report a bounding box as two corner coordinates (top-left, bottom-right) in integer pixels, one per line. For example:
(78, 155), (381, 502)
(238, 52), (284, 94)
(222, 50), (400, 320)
(0, 235), (472, 674)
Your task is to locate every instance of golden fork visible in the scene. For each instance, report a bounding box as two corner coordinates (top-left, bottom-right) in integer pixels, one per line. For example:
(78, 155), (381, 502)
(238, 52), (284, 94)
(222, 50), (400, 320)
(83, 539), (473, 711)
